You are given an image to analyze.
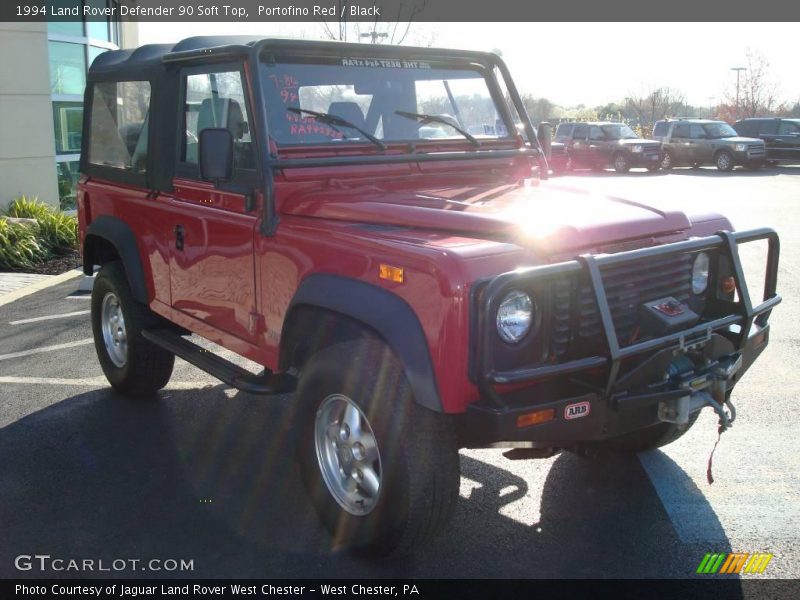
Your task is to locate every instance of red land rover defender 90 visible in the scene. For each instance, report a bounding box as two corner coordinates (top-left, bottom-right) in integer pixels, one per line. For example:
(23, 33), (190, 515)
(78, 37), (780, 557)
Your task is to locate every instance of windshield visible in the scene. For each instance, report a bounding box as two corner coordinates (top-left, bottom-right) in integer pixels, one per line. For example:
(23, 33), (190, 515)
(703, 122), (738, 138)
(601, 124), (638, 140)
(260, 58), (512, 147)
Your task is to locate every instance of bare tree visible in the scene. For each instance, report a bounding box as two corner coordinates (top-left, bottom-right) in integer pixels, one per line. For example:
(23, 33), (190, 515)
(724, 48), (780, 118)
(319, 0), (427, 44)
(624, 86), (687, 131)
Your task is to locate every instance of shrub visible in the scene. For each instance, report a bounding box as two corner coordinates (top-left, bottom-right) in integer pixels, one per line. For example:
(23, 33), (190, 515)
(0, 195), (78, 270)
(0, 217), (49, 270)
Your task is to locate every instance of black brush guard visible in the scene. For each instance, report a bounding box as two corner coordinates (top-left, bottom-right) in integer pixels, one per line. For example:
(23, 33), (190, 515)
(464, 228), (780, 446)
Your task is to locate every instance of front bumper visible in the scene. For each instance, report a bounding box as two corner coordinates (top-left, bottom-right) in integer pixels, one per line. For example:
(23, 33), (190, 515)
(629, 150), (663, 167)
(461, 228), (780, 448)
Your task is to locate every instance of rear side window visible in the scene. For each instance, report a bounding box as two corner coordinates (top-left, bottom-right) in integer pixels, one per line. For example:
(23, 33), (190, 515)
(673, 123), (690, 138)
(572, 124), (588, 140)
(555, 123), (572, 139)
(735, 120), (757, 136)
(652, 121), (667, 137)
(89, 81), (151, 172)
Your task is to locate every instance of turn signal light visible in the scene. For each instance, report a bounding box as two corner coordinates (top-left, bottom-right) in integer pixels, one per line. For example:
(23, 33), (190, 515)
(516, 408), (555, 428)
(721, 276), (737, 294)
(379, 264), (404, 283)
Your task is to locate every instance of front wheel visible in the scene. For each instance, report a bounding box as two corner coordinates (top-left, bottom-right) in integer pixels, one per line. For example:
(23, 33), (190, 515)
(295, 340), (460, 557)
(91, 261), (174, 396)
(613, 153), (630, 173)
(661, 149), (674, 170)
(715, 150), (734, 172)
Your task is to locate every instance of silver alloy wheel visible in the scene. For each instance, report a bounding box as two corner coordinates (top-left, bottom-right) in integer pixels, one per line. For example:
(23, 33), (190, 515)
(100, 292), (127, 367)
(314, 393), (382, 516)
(717, 152), (731, 171)
(614, 154), (628, 171)
(662, 151), (672, 169)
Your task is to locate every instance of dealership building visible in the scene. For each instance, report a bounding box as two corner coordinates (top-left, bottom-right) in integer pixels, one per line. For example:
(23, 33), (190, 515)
(0, 6), (137, 210)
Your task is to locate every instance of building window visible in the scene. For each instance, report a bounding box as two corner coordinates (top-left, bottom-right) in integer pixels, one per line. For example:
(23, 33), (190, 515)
(56, 160), (81, 211)
(49, 41), (87, 96)
(47, 3), (122, 209)
(53, 101), (84, 155)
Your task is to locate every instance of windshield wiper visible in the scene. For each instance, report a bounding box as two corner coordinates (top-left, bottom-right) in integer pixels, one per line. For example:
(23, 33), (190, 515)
(287, 107), (386, 151)
(394, 110), (481, 148)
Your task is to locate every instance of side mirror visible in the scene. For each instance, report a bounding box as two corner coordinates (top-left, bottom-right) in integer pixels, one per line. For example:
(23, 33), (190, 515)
(199, 128), (233, 183)
(537, 122), (552, 159)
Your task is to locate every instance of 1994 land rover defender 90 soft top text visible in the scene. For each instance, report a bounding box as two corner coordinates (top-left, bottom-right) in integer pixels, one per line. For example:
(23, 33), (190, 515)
(79, 37), (780, 557)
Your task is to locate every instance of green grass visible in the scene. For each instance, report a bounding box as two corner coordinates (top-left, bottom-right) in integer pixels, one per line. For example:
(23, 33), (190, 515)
(0, 195), (78, 270)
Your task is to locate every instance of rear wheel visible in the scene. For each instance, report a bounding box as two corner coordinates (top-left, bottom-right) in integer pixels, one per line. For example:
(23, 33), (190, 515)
(91, 261), (174, 396)
(295, 340), (459, 557)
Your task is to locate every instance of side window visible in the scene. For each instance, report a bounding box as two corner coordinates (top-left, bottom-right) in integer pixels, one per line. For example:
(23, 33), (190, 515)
(89, 80), (151, 172)
(652, 121), (667, 137)
(735, 121), (756, 136)
(778, 121), (799, 135)
(689, 124), (706, 139)
(555, 124), (572, 139)
(589, 125), (604, 140)
(759, 120), (779, 135)
(572, 124), (588, 140)
(673, 123), (690, 138)
(183, 69), (254, 171)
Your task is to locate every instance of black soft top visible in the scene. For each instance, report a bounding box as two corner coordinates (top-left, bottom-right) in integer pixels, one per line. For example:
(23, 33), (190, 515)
(88, 36), (501, 79)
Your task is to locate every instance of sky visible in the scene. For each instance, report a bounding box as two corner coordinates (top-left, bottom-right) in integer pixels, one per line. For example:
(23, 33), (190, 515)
(138, 22), (800, 109)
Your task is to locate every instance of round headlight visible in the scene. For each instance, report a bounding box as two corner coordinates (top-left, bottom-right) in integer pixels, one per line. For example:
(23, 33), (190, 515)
(692, 252), (710, 295)
(496, 290), (534, 344)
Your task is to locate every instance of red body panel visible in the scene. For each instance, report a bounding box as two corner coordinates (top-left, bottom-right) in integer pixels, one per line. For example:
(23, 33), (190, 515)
(79, 153), (732, 413)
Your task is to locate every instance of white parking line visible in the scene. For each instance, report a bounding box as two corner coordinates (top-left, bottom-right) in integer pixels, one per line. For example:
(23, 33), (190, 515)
(9, 310), (89, 325)
(0, 338), (94, 361)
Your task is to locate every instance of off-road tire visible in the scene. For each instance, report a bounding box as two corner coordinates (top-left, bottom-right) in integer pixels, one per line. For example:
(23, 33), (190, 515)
(295, 340), (460, 558)
(91, 261), (174, 396)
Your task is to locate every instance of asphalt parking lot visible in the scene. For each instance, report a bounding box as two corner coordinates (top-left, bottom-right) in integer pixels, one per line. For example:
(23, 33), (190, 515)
(0, 164), (798, 581)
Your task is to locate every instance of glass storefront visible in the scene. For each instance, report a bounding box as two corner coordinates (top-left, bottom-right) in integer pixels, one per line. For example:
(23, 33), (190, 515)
(47, 2), (120, 209)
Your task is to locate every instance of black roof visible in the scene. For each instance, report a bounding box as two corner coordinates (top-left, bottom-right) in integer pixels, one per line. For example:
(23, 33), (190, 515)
(89, 36), (501, 77)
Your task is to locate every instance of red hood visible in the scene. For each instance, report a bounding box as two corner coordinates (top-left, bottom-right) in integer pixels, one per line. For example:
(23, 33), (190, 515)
(280, 181), (693, 253)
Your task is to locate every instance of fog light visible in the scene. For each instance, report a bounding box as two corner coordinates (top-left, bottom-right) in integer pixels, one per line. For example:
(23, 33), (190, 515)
(516, 408), (555, 428)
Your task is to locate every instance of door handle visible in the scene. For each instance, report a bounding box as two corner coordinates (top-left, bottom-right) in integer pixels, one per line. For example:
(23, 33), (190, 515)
(174, 225), (184, 251)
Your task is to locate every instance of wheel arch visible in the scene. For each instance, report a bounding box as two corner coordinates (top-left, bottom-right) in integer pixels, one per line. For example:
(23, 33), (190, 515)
(83, 215), (148, 304)
(280, 274), (443, 412)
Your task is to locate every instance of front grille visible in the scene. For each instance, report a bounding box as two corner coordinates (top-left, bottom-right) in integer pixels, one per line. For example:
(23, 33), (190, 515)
(748, 145), (766, 158)
(550, 252), (693, 359)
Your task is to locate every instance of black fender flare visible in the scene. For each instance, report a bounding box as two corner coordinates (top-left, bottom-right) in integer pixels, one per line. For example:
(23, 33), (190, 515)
(282, 273), (443, 412)
(83, 215), (148, 304)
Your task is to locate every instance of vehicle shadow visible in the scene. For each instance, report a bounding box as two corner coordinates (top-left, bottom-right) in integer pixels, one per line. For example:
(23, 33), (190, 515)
(0, 386), (740, 586)
(562, 168), (669, 178)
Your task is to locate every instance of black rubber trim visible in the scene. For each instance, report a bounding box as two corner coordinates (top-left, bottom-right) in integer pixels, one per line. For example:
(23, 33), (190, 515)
(142, 328), (296, 395)
(284, 274), (443, 412)
(84, 216), (149, 304)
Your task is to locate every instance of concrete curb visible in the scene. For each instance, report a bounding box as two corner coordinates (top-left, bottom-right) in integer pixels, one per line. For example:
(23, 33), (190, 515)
(0, 268), (83, 308)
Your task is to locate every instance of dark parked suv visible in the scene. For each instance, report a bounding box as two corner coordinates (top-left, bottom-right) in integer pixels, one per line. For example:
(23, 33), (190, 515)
(652, 118), (766, 171)
(734, 118), (800, 163)
(555, 122), (662, 172)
